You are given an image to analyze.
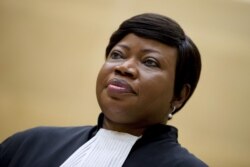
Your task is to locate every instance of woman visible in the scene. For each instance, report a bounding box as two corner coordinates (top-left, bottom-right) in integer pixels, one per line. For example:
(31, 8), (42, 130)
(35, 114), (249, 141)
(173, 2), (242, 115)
(0, 13), (208, 167)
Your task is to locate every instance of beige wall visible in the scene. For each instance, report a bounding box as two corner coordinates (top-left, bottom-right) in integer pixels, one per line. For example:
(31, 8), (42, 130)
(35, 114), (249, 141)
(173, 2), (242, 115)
(1, 0), (250, 166)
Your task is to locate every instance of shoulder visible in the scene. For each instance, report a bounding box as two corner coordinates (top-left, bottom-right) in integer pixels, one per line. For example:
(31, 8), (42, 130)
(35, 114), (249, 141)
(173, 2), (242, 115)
(18, 126), (93, 138)
(157, 134), (207, 167)
(170, 146), (208, 167)
(22, 125), (93, 135)
(0, 126), (95, 166)
(1, 126), (92, 145)
(1, 125), (94, 148)
(125, 124), (208, 167)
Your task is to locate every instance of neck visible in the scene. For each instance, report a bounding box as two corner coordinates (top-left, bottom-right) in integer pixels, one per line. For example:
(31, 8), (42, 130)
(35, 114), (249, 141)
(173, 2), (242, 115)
(102, 116), (145, 136)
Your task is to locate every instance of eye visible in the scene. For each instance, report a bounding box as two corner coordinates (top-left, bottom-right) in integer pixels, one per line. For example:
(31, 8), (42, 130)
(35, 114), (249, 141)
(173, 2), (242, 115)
(143, 58), (159, 67)
(108, 51), (123, 60)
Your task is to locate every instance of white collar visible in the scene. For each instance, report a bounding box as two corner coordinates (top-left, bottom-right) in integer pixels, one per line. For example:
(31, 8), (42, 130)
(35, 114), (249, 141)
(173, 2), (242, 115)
(60, 128), (140, 167)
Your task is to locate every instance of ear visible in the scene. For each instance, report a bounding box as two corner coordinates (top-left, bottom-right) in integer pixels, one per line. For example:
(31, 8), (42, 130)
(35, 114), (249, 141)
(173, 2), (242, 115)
(171, 84), (191, 110)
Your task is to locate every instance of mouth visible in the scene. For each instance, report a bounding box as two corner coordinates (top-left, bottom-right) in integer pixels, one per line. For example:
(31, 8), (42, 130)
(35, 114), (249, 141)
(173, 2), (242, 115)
(107, 78), (136, 95)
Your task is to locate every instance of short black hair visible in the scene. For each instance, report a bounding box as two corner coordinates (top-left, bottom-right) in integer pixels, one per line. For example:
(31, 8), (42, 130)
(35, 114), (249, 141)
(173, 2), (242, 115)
(105, 13), (201, 115)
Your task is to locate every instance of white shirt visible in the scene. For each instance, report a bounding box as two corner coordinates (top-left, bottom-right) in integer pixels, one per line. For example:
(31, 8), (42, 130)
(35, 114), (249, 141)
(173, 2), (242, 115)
(60, 128), (140, 167)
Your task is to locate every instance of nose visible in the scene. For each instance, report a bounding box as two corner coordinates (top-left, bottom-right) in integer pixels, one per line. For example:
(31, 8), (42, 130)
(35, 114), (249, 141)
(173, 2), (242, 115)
(114, 59), (138, 79)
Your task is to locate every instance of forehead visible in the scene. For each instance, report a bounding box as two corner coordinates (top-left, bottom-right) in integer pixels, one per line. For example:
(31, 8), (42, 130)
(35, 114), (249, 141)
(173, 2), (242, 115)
(115, 33), (177, 53)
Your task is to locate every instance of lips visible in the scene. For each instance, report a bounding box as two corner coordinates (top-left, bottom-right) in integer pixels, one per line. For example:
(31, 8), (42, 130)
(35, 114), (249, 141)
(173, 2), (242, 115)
(107, 78), (136, 96)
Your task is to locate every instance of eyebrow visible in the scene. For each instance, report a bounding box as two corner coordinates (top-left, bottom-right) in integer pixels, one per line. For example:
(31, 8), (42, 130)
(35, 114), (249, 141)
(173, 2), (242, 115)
(116, 44), (161, 54)
(116, 44), (130, 50)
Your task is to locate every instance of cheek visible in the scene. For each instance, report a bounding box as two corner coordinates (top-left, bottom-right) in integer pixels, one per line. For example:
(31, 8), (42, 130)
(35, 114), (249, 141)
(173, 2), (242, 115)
(96, 63), (113, 95)
(97, 63), (113, 79)
(140, 74), (175, 103)
(96, 66), (106, 91)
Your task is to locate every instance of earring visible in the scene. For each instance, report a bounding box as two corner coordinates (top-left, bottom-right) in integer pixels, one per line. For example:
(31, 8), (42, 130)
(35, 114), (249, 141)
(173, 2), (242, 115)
(168, 113), (173, 119)
(168, 106), (176, 119)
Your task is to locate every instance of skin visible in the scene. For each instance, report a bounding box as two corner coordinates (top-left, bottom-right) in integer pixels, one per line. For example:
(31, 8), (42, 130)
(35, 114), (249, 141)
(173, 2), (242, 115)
(96, 33), (189, 136)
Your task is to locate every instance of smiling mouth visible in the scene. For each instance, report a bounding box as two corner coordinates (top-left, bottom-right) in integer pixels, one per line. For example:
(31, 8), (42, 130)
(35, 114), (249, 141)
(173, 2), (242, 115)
(107, 78), (136, 95)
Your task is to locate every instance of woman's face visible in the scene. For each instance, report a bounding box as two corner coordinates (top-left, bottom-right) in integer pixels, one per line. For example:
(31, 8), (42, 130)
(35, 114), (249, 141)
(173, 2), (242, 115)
(96, 33), (177, 127)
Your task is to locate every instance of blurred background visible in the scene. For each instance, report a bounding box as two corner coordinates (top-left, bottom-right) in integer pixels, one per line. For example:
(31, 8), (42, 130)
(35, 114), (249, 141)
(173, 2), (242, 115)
(0, 0), (250, 166)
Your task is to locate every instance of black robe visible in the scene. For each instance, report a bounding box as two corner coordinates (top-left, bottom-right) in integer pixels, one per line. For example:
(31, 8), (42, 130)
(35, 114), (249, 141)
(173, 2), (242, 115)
(0, 115), (208, 167)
